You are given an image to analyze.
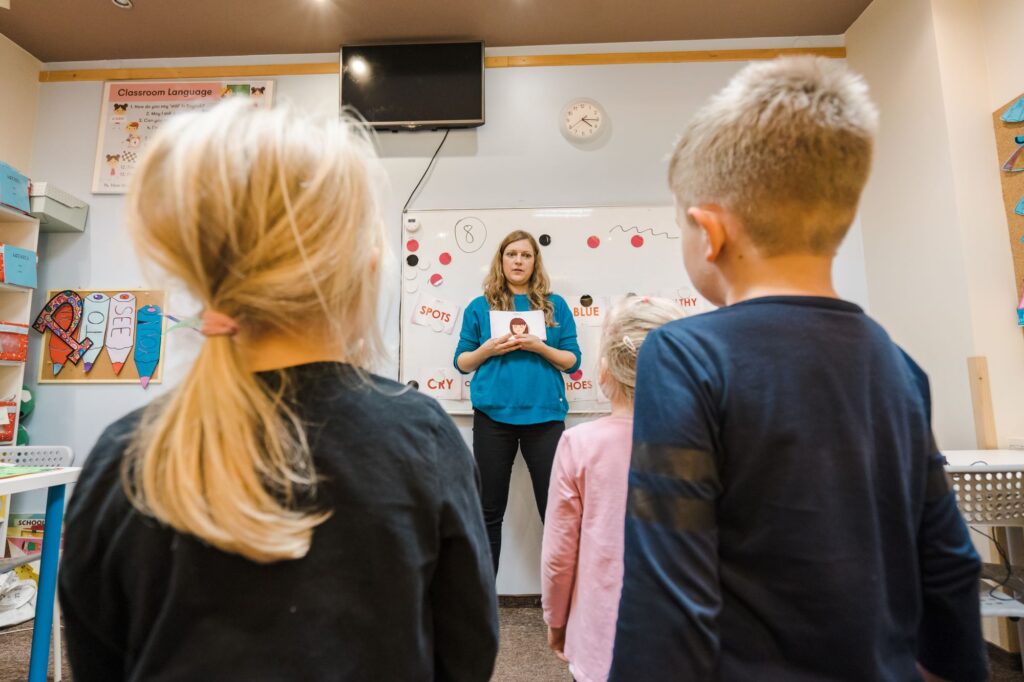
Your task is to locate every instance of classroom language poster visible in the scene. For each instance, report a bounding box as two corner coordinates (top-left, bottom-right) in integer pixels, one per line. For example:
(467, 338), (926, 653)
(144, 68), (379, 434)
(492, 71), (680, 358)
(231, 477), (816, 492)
(91, 79), (274, 194)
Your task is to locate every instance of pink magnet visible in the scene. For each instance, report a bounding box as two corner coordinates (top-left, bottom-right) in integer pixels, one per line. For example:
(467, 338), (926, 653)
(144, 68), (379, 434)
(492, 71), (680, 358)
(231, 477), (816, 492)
(406, 239), (419, 252)
(439, 252), (452, 265)
(587, 236), (600, 249)
(631, 235), (644, 248)
(429, 273), (443, 287)
(570, 370), (583, 381)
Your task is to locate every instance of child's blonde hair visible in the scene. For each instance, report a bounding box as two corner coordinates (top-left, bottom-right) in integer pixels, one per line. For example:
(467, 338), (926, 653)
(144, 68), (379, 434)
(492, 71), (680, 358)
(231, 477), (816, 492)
(668, 56), (878, 256)
(123, 101), (387, 563)
(600, 296), (685, 404)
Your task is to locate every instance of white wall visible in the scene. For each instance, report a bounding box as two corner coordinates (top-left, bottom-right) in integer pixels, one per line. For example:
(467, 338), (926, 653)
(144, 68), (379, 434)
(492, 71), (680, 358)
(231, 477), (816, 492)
(847, 0), (1024, 647)
(846, 0), (977, 450)
(26, 38), (866, 593)
(847, 0), (1024, 451)
(0, 32), (40, 173)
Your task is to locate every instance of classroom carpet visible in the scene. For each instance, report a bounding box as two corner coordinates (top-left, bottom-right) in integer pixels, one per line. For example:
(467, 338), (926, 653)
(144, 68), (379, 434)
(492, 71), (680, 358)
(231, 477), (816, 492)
(0, 607), (1019, 680)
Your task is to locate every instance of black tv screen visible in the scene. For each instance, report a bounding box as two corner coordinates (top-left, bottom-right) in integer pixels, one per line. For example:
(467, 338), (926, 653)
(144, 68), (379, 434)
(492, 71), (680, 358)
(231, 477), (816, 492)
(340, 42), (484, 130)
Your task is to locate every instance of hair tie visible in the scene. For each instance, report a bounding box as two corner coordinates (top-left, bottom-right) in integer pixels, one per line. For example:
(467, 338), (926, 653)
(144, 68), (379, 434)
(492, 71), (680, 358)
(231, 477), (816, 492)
(622, 335), (637, 353)
(200, 310), (239, 337)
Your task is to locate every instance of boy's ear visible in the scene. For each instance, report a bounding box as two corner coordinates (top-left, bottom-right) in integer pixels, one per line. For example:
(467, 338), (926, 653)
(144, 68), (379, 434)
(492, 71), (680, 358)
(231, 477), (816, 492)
(686, 206), (727, 263)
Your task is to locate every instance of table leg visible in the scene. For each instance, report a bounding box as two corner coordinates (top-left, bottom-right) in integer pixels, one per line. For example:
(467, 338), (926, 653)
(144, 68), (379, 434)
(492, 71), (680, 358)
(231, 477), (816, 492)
(27, 484), (65, 682)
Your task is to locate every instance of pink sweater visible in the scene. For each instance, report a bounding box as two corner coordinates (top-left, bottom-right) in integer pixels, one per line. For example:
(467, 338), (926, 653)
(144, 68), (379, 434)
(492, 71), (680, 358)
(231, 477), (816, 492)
(541, 415), (632, 682)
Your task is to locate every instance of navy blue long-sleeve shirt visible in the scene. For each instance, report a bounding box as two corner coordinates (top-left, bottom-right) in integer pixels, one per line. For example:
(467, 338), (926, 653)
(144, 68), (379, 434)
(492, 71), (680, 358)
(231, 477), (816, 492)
(610, 296), (986, 682)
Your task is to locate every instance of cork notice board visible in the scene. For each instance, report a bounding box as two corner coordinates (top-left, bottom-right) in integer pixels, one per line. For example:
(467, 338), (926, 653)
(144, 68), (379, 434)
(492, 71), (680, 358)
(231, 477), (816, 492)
(993, 94), (1024, 320)
(35, 289), (166, 385)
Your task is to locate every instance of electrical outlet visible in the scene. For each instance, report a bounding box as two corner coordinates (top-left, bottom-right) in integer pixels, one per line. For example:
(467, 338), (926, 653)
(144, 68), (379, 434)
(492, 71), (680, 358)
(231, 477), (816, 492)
(1008, 438), (1024, 450)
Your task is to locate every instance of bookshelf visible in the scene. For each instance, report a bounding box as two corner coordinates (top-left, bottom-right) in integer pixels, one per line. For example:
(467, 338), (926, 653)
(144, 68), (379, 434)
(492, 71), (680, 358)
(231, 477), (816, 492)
(0, 203), (39, 446)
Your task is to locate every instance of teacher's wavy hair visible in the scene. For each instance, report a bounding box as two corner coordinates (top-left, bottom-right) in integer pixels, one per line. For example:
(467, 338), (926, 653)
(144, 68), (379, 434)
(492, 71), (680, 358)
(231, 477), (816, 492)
(483, 230), (556, 327)
(121, 100), (387, 563)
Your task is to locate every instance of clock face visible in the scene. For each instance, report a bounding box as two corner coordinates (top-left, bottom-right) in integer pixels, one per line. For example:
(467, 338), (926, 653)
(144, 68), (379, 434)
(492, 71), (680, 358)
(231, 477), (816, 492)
(562, 100), (605, 141)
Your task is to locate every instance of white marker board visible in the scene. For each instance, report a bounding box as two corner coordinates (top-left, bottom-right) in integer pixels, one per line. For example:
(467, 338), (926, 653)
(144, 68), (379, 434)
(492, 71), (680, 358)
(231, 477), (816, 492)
(399, 206), (713, 414)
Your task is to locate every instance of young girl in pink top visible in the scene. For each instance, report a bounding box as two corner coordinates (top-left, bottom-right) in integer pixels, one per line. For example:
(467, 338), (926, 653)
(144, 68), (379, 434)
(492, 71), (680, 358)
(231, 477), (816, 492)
(541, 296), (685, 682)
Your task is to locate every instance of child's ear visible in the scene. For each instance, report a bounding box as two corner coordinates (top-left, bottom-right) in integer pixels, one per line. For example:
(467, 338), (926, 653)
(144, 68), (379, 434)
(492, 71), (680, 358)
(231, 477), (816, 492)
(687, 206), (727, 263)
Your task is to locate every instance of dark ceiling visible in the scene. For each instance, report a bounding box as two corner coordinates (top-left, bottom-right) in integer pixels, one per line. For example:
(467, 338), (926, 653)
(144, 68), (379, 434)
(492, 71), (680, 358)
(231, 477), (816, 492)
(0, 0), (870, 63)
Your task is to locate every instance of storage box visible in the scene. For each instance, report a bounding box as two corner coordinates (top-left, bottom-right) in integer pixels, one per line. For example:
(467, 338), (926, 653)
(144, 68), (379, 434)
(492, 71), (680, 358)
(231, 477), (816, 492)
(0, 244), (37, 288)
(0, 162), (30, 214)
(0, 401), (15, 443)
(0, 322), (28, 362)
(30, 182), (88, 233)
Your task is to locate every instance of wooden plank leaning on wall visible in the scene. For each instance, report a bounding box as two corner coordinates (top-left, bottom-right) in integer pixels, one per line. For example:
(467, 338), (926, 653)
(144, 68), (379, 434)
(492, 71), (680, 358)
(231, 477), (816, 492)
(967, 355), (1021, 655)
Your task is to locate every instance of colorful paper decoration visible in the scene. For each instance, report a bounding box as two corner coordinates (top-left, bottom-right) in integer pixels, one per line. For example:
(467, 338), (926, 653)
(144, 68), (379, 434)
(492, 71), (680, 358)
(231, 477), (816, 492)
(32, 290), (91, 376)
(1003, 143), (1024, 173)
(1001, 95), (1024, 124)
(104, 292), (137, 375)
(133, 304), (163, 389)
(78, 293), (110, 373)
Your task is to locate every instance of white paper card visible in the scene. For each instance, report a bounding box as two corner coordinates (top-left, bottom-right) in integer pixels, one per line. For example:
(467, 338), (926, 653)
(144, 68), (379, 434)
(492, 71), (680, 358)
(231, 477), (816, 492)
(489, 310), (547, 341)
(417, 367), (462, 400)
(568, 294), (608, 328)
(411, 294), (460, 335)
(564, 365), (597, 402)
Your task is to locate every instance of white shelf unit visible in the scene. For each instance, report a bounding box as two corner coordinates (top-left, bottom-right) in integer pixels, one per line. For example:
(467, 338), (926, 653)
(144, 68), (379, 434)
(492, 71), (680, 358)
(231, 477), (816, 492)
(0, 203), (39, 446)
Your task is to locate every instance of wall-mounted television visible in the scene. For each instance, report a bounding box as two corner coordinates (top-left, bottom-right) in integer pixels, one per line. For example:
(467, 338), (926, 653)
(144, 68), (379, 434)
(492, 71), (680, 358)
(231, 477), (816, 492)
(339, 41), (484, 131)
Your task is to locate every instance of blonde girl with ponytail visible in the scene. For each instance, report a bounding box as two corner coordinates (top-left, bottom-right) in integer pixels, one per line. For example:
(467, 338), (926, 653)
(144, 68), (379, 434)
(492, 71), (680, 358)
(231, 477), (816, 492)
(59, 101), (498, 681)
(540, 296), (684, 682)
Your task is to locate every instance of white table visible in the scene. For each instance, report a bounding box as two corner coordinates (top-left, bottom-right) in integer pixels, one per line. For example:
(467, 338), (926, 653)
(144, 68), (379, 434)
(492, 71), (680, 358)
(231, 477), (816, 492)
(0, 467), (81, 682)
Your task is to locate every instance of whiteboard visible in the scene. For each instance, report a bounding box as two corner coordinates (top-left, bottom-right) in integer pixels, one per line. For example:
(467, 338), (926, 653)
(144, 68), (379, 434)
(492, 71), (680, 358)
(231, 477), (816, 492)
(399, 206), (714, 415)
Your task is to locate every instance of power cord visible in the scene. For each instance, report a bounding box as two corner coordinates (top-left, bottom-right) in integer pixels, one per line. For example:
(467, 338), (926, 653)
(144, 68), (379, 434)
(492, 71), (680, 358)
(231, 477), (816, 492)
(969, 526), (1015, 601)
(403, 129), (450, 213)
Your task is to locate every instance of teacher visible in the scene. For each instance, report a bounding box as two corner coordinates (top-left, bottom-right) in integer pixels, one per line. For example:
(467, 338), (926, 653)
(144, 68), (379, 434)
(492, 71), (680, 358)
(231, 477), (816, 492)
(454, 230), (582, 576)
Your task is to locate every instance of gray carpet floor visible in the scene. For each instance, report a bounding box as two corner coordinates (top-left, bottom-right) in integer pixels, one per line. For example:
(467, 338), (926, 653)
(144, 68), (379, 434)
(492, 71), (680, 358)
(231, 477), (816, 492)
(0, 608), (1018, 681)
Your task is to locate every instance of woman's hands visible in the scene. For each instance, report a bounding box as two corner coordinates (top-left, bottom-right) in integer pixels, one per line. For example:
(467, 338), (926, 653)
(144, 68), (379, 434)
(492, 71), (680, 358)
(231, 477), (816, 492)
(483, 333), (522, 357)
(512, 333), (546, 354)
(456, 334), (520, 373)
(515, 334), (578, 371)
(458, 331), (576, 373)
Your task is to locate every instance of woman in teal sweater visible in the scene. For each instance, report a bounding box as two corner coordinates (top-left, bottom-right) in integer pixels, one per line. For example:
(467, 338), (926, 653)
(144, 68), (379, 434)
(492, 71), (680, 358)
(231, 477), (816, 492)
(454, 230), (582, 575)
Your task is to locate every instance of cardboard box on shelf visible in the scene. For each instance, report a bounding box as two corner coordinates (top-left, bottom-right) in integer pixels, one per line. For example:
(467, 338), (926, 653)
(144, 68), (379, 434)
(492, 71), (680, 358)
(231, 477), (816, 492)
(0, 322), (28, 362)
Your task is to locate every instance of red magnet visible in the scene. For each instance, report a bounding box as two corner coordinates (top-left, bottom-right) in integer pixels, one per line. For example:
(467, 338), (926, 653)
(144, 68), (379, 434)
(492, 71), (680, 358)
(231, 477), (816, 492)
(406, 239), (420, 252)
(631, 235), (644, 248)
(587, 236), (600, 249)
(439, 252), (452, 265)
(429, 273), (443, 287)
(570, 370), (584, 381)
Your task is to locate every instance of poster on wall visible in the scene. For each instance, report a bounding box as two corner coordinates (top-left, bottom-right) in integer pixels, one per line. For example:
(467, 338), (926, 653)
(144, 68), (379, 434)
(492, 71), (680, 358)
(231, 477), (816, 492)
(993, 93), (1024, 326)
(91, 79), (274, 194)
(32, 289), (166, 386)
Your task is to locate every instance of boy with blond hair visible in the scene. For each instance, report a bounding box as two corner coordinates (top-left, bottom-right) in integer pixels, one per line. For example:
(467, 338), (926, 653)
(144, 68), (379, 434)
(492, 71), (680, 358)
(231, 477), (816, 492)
(610, 57), (986, 681)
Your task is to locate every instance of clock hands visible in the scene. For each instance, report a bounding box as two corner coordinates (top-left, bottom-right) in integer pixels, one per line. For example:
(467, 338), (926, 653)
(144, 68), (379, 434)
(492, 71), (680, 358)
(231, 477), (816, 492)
(570, 116), (598, 130)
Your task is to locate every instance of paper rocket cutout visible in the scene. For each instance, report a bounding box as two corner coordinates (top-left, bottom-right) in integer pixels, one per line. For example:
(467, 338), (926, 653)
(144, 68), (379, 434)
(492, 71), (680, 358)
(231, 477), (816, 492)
(134, 305), (163, 389)
(32, 290), (92, 376)
(1002, 95), (1024, 124)
(105, 292), (137, 375)
(79, 293), (110, 373)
